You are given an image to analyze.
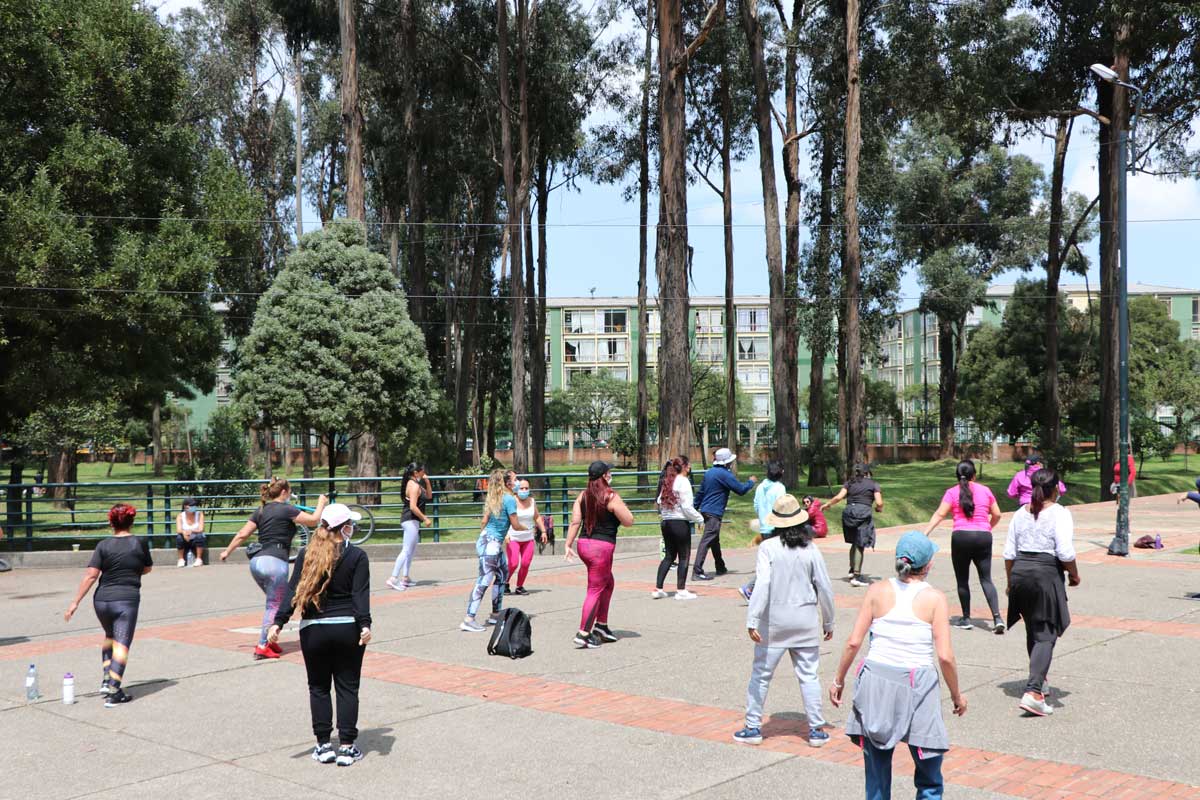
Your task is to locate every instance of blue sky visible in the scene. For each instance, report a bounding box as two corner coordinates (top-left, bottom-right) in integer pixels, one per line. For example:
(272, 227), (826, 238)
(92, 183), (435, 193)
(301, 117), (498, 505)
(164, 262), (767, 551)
(156, 0), (1200, 308)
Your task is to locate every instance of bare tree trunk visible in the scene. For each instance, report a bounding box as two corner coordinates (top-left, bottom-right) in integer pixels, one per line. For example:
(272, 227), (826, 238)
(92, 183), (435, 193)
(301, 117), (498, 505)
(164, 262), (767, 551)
(340, 0), (365, 222)
(152, 401), (164, 477)
(530, 157), (550, 477)
(741, 0), (793, 481)
(184, 410), (194, 465)
(720, 38), (737, 452)
(401, 0), (426, 327)
(655, 0), (693, 459)
(808, 132), (835, 486)
(47, 447), (73, 508)
(1098, 74), (1118, 500)
(937, 318), (957, 457)
(1043, 115), (1071, 454)
(779, 0), (803, 485)
(456, 177), (498, 467)
(263, 427), (273, 478)
(635, 0), (654, 480)
(302, 428), (313, 479)
(498, 0), (531, 474)
(841, 0), (866, 467)
(486, 394), (497, 459)
(294, 48), (304, 239)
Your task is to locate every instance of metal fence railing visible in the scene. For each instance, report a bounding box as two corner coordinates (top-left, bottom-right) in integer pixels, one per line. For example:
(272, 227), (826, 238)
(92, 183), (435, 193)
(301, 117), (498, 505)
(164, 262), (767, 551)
(1, 471), (675, 553)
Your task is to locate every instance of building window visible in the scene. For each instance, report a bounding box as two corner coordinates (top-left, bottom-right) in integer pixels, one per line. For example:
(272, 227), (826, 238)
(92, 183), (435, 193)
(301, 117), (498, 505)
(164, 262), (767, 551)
(565, 339), (596, 363)
(564, 310), (597, 334)
(751, 394), (770, 417)
(737, 307), (769, 333)
(696, 308), (723, 334)
(738, 336), (767, 361)
(1193, 326), (1200, 341)
(696, 338), (724, 362)
(565, 367), (594, 386)
(648, 310), (661, 333)
(646, 335), (660, 362)
(600, 337), (627, 362)
(544, 338), (551, 363)
(737, 367), (770, 387)
(965, 306), (982, 327)
(603, 309), (627, 333)
(607, 367), (629, 381)
(1193, 297), (1199, 324)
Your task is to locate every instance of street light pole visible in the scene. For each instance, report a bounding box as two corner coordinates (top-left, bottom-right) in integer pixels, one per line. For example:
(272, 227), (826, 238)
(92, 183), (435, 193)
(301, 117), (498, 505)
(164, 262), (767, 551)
(1091, 63), (1143, 557)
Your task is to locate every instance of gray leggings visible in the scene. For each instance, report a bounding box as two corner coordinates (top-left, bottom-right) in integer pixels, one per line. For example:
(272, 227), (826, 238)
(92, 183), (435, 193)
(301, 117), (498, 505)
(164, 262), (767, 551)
(391, 520), (420, 579)
(1025, 621), (1058, 693)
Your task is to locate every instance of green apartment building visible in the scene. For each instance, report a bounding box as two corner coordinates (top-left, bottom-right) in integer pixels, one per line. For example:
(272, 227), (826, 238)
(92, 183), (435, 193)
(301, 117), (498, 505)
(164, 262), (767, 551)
(184, 282), (1200, 444)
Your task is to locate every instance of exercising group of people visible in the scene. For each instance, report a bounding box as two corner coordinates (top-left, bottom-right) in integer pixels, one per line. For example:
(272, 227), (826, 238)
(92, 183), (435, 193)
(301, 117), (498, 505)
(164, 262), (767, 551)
(55, 453), (1141, 795)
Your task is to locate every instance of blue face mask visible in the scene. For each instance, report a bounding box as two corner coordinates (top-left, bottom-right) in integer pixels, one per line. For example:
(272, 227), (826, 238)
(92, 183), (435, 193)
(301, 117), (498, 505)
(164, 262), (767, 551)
(517, 489), (531, 500)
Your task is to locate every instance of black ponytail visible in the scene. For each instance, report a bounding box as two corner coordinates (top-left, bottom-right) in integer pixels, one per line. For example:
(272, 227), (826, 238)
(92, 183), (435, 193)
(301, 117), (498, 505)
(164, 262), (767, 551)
(778, 522), (814, 549)
(956, 460), (976, 519)
(1030, 467), (1060, 519)
(402, 462), (425, 490)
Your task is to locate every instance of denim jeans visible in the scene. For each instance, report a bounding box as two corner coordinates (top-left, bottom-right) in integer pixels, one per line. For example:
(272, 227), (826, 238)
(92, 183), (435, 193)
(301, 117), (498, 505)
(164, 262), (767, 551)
(862, 738), (943, 800)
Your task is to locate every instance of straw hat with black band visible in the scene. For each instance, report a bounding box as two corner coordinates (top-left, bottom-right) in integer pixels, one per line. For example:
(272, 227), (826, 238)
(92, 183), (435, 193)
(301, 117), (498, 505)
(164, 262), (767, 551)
(766, 495), (809, 529)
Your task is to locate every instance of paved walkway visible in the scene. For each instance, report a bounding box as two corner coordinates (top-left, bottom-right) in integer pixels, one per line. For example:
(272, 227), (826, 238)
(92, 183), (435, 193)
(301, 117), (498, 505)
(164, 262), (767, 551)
(3, 493), (1199, 799)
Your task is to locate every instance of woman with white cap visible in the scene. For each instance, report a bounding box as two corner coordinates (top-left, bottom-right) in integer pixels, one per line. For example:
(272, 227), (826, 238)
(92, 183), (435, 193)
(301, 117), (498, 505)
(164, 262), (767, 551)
(692, 447), (756, 581)
(268, 503), (372, 767)
(830, 531), (966, 799)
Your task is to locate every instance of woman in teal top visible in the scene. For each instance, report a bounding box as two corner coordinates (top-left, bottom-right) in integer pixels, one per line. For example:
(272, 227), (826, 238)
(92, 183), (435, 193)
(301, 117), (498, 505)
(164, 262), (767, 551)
(461, 468), (527, 632)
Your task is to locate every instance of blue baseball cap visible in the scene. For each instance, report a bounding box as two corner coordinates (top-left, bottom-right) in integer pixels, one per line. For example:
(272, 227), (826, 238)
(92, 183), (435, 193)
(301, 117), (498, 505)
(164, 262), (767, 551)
(895, 531), (939, 569)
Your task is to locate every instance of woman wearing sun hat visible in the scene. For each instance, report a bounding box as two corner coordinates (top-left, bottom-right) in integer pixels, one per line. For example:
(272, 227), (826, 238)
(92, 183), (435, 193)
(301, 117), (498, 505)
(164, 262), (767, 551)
(830, 531), (966, 799)
(732, 495), (835, 748)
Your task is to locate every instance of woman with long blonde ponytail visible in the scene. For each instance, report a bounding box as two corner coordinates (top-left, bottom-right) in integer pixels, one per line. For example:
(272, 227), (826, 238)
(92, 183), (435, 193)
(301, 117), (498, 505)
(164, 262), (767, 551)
(461, 468), (527, 632)
(269, 503), (372, 767)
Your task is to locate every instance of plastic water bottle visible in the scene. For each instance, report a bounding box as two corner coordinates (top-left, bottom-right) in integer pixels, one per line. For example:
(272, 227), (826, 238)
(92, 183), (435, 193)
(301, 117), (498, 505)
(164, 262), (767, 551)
(1155, 534), (1164, 550)
(62, 673), (75, 704)
(25, 664), (40, 702)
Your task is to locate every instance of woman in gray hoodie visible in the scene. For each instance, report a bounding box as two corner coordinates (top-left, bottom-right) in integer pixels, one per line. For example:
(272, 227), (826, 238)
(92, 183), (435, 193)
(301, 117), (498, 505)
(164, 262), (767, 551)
(733, 494), (835, 748)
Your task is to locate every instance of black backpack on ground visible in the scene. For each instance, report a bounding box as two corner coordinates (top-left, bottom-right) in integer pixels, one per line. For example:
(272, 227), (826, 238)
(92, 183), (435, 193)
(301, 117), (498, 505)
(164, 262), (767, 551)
(487, 607), (533, 659)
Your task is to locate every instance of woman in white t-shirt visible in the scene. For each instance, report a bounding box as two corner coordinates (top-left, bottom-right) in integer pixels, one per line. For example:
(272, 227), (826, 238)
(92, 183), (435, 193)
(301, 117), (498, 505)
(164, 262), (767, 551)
(1003, 467), (1080, 718)
(505, 479), (547, 596)
(175, 496), (206, 567)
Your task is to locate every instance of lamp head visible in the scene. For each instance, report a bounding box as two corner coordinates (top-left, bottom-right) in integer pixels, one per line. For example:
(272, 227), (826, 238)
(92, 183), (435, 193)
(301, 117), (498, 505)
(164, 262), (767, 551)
(1090, 63), (1119, 82)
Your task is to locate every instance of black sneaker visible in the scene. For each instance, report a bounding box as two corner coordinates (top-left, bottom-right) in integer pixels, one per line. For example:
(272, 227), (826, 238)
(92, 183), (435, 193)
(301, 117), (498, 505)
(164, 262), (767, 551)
(104, 688), (132, 707)
(503, 585), (513, 595)
(573, 631), (601, 649)
(693, 572), (714, 581)
(715, 567), (729, 576)
(312, 743), (336, 764)
(594, 624), (618, 643)
(514, 586), (529, 596)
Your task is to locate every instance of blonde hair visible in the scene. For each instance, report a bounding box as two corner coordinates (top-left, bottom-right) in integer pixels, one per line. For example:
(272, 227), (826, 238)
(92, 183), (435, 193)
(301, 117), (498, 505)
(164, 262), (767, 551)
(484, 468), (508, 517)
(261, 477), (290, 504)
(291, 524), (344, 613)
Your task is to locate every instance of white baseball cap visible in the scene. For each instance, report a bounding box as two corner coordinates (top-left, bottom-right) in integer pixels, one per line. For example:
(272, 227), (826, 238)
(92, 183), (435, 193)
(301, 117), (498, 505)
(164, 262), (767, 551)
(713, 447), (736, 465)
(322, 503), (362, 529)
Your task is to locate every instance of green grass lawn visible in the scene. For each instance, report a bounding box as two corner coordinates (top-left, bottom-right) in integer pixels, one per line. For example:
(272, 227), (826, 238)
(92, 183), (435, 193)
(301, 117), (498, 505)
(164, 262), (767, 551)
(9, 454), (1198, 551)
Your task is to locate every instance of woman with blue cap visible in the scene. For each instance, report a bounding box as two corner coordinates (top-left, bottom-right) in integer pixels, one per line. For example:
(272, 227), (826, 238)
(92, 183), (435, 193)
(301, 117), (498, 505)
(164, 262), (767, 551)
(830, 531), (966, 799)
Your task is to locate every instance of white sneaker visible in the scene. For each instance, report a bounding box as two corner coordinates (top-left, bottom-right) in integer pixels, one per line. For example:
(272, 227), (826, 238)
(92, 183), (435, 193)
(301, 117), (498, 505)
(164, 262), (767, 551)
(1019, 691), (1054, 716)
(177, 559), (186, 568)
(650, 589), (668, 599)
(674, 590), (698, 600)
(385, 577), (406, 591)
(460, 619), (486, 632)
(849, 577), (869, 587)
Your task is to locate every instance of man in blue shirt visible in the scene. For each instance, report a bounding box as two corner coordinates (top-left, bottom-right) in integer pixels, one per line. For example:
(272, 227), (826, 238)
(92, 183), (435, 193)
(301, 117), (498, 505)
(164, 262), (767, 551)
(693, 447), (756, 580)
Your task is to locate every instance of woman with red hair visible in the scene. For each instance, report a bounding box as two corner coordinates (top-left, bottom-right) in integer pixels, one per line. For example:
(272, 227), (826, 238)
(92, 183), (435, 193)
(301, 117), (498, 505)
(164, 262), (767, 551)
(564, 462), (634, 648)
(64, 504), (153, 707)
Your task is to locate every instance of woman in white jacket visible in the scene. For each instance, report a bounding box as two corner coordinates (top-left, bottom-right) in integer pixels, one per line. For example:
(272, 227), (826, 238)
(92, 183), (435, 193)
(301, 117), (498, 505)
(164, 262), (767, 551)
(733, 494), (835, 748)
(654, 456), (703, 599)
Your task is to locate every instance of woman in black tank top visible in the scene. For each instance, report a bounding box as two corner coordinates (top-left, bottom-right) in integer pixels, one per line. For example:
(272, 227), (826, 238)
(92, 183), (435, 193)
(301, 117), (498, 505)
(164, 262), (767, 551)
(565, 462), (635, 649)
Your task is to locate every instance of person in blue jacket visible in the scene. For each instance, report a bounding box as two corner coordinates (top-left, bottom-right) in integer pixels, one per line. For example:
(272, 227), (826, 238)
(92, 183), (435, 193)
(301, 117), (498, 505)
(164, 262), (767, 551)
(693, 448), (757, 580)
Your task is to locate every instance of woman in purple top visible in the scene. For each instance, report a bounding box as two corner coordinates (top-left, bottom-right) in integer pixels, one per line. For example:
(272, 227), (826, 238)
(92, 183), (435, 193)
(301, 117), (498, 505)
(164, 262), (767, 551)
(1007, 456), (1067, 507)
(923, 460), (1004, 634)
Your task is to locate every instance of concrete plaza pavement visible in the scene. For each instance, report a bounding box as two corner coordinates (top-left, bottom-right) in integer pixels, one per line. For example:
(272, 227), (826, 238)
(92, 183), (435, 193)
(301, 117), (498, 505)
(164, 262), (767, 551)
(3, 492), (1200, 799)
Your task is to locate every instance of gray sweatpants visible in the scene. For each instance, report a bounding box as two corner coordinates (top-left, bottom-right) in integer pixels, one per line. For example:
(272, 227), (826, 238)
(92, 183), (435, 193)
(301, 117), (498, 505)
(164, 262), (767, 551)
(744, 644), (825, 730)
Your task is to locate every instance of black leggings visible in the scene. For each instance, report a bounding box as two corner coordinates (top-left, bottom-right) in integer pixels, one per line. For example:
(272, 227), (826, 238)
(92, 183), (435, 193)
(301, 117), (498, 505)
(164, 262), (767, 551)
(1025, 620), (1058, 693)
(94, 598), (139, 688)
(300, 622), (366, 744)
(950, 531), (1000, 619)
(657, 520), (692, 590)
